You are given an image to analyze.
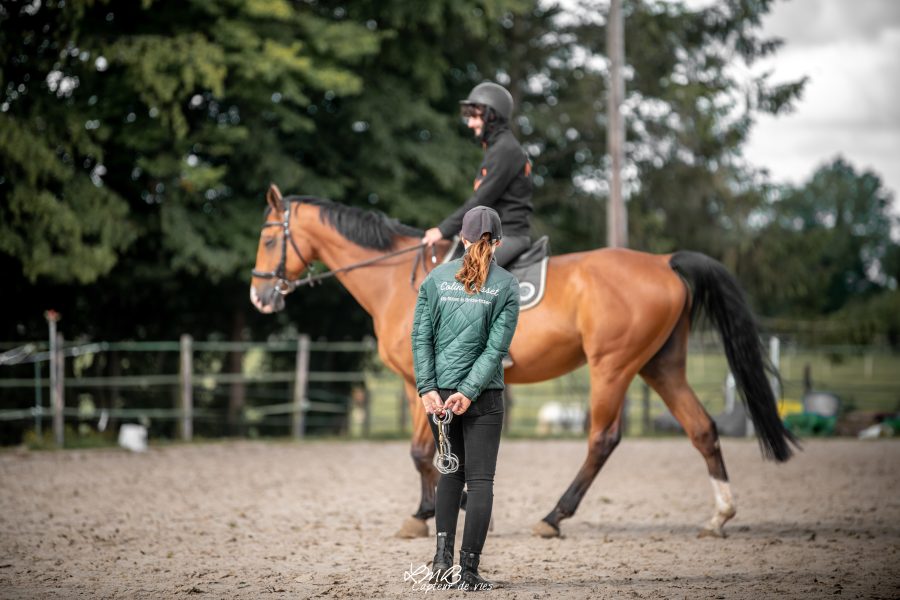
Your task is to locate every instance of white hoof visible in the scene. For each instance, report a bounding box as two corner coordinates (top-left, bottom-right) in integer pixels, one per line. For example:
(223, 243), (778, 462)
(703, 477), (736, 537)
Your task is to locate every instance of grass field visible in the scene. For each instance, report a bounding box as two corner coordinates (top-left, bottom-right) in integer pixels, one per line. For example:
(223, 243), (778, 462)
(362, 338), (900, 438)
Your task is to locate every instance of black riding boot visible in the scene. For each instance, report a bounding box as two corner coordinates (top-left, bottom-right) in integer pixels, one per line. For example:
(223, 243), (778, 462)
(458, 550), (494, 591)
(431, 532), (455, 583)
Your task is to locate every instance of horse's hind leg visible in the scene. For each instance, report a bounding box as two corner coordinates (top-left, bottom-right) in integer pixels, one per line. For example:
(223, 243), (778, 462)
(396, 381), (438, 538)
(639, 314), (736, 538)
(533, 370), (630, 538)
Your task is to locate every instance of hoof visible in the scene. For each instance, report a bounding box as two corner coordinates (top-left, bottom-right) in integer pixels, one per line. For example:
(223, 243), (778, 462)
(697, 526), (727, 539)
(532, 520), (560, 538)
(395, 516), (429, 539)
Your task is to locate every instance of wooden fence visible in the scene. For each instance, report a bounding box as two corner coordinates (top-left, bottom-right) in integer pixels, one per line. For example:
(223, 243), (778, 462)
(1, 335), (898, 446)
(0, 336), (377, 447)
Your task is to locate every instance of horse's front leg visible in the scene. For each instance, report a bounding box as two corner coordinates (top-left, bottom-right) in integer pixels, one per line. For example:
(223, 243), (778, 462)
(395, 381), (438, 538)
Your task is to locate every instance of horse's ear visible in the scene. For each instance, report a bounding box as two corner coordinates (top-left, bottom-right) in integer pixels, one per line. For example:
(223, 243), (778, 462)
(266, 183), (284, 213)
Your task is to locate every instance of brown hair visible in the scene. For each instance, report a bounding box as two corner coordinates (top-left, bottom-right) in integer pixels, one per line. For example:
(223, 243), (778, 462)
(455, 233), (494, 294)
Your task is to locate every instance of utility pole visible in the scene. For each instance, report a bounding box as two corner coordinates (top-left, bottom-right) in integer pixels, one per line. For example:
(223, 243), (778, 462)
(607, 0), (628, 248)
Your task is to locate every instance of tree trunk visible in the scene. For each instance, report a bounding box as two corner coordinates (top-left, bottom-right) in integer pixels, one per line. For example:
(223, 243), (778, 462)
(108, 350), (121, 433)
(227, 308), (247, 436)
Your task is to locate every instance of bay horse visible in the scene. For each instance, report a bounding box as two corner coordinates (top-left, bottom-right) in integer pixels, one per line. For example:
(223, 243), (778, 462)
(250, 184), (797, 539)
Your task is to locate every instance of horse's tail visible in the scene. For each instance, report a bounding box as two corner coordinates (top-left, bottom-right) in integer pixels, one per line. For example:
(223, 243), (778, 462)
(669, 251), (799, 462)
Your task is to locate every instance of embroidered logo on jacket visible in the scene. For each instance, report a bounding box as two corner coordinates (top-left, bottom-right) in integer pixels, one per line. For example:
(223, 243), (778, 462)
(438, 280), (501, 306)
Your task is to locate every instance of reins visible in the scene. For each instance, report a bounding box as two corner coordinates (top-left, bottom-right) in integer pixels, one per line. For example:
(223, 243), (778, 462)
(251, 198), (437, 296)
(279, 242), (436, 294)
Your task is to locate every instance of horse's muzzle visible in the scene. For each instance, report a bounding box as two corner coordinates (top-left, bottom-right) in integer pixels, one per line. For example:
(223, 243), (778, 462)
(250, 284), (286, 314)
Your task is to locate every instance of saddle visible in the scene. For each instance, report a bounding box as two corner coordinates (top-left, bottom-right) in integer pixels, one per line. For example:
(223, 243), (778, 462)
(443, 235), (550, 311)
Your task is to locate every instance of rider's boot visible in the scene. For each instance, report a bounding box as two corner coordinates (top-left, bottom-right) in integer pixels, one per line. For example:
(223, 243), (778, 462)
(458, 549), (494, 591)
(430, 531), (455, 584)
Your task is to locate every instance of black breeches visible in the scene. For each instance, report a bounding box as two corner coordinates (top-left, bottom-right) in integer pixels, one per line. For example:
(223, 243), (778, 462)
(428, 389), (504, 554)
(493, 235), (531, 268)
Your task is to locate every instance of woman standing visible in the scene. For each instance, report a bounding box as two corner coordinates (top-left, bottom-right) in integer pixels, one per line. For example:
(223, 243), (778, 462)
(412, 206), (520, 590)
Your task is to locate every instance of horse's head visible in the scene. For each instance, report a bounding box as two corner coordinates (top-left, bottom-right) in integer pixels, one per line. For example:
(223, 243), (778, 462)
(249, 184), (318, 313)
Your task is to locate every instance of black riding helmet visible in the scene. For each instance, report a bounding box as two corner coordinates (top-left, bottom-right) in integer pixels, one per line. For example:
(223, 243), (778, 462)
(459, 82), (513, 141)
(460, 82), (513, 120)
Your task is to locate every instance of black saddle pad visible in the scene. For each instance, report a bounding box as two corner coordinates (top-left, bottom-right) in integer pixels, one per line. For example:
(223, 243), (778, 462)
(508, 236), (549, 311)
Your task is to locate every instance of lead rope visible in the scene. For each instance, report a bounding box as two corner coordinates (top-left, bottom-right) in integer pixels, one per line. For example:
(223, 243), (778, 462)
(432, 411), (460, 474)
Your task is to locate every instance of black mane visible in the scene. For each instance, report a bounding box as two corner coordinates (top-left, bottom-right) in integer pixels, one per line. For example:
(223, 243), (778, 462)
(285, 196), (423, 250)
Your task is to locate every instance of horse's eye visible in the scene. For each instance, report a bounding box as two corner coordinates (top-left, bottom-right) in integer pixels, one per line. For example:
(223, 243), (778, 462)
(265, 238), (277, 249)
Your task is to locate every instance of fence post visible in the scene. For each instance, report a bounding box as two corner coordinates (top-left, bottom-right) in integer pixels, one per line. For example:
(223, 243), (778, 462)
(362, 386), (371, 438)
(803, 363), (812, 393)
(179, 334), (193, 441)
(769, 336), (781, 399)
(399, 387), (408, 435)
(53, 332), (65, 448)
(293, 335), (310, 439)
(34, 361), (43, 437)
(641, 382), (651, 435)
(503, 388), (514, 433)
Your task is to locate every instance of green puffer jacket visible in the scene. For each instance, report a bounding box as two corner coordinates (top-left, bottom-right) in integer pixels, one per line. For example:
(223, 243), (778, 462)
(412, 258), (520, 401)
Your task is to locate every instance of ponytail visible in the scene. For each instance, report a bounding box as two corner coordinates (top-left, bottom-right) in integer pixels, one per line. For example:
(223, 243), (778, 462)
(456, 233), (494, 294)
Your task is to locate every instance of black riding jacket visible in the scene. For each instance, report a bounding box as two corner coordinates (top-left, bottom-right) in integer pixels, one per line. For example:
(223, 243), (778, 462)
(438, 126), (534, 239)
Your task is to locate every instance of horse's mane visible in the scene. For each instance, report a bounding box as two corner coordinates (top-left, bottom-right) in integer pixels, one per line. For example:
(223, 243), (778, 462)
(281, 196), (424, 251)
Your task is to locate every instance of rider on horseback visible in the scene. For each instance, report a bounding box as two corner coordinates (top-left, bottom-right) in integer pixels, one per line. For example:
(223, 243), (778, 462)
(421, 82), (534, 269)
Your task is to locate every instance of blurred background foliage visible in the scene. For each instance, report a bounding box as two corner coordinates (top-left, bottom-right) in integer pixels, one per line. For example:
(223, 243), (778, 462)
(1, 0), (898, 348)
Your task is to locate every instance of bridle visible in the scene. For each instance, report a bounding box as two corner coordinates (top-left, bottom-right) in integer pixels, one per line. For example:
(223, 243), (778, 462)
(250, 197), (436, 296)
(250, 200), (319, 295)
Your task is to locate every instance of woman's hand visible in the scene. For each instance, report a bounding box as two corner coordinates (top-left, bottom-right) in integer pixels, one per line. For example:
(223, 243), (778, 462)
(421, 390), (444, 416)
(444, 392), (472, 415)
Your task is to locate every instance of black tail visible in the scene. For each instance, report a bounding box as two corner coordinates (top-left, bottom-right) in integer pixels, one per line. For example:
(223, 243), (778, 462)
(670, 251), (799, 462)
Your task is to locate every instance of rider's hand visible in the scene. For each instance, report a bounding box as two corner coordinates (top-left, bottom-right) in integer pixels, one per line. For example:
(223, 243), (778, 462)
(444, 392), (472, 415)
(422, 227), (443, 247)
(421, 390), (444, 416)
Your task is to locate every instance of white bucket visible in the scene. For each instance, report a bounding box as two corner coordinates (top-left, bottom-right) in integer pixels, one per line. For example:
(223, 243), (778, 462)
(118, 424), (148, 452)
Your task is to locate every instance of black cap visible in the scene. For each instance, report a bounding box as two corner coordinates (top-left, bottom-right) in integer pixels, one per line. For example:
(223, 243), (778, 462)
(461, 206), (502, 242)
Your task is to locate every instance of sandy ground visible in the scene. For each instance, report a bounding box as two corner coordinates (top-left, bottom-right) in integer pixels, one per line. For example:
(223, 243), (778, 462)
(1, 437), (898, 599)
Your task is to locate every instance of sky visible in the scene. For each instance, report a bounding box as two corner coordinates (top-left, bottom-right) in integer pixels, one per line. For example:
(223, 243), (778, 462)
(740, 0), (900, 206)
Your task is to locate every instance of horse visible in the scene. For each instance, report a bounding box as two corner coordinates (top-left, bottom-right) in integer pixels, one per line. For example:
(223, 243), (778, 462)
(250, 184), (798, 539)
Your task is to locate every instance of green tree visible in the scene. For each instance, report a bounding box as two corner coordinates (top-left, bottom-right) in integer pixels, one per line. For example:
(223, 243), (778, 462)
(0, 0), (840, 342)
(0, 0), (530, 443)
(738, 157), (899, 317)
(1, 0), (384, 285)
(0, 1), (136, 283)
(442, 0), (806, 258)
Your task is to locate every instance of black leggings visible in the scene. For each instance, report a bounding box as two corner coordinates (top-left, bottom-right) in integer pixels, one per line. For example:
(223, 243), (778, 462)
(428, 388), (504, 554)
